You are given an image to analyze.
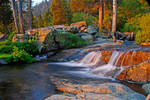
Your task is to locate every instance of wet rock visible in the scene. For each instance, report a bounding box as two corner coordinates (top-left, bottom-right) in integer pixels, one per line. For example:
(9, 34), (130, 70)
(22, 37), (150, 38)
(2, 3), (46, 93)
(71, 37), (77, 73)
(47, 52), (55, 58)
(76, 33), (87, 37)
(50, 77), (145, 100)
(124, 32), (135, 41)
(0, 59), (8, 65)
(101, 50), (113, 64)
(84, 93), (120, 100)
(100, 50), (150, 67)
(146, 94), (150, 100)
(117, 61), (150, 82)
(141, 42), (150, 47)
(0, 34), (8, 41)
(84, 93), (145, 100)
(142, 84), (150, 94)
(45, 95), (76, 100)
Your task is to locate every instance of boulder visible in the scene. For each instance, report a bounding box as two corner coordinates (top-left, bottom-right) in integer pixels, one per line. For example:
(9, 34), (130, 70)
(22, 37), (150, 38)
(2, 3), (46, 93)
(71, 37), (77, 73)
(50, 77), (145, 100)
(116, 61), (150, 82)
(141, 42), (150, 47)
(0, 34), (8, 41)
(81, 34), (93, 44)
(142, 84), (150, 94)
(42, 31), (87, 53)
(70, 21), (87, 28)
(76, 33), (88, 37)
(0, 59), (8, 65)
(124, 32), (135, 41)
(26, 27), (52, 42)
(85, 26), (98, 35)
(12, 34), (28, 42)
(79, 26), (87, 33)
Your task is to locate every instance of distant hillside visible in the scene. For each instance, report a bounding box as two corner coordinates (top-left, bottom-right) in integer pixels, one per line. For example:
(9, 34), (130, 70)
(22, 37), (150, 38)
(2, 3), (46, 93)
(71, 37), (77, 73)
(32, 0), (51, 17)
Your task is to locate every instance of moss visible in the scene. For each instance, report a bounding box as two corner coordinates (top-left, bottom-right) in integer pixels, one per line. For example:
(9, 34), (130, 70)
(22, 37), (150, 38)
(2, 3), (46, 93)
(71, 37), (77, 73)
(43, 31), (87, 49)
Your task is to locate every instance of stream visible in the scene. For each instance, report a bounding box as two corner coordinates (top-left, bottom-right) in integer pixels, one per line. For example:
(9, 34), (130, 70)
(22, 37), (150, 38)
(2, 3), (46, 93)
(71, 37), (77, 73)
(0, 43), (149, 100)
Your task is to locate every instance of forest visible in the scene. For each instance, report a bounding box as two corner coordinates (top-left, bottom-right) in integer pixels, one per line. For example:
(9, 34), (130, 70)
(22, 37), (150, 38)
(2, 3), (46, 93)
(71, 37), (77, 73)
(0, 0), (150, 63)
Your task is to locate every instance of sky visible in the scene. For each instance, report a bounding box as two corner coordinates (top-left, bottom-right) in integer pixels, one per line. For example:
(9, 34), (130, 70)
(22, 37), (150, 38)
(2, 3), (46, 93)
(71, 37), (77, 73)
(33, 0), (43, 5)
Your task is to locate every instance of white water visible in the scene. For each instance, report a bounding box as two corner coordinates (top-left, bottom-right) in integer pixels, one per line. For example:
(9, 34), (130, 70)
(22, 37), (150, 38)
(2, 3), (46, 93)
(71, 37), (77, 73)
(48, 50), (134, 78)
(80, 51), (102, 66)
(91, 51), (121, 77)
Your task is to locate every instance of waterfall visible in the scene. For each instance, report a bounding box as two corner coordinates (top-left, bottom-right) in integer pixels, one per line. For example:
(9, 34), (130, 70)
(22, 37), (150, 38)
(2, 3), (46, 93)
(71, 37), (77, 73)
(48, 50), (134, 78)
(120, 51), (129, 67)
(80, 51), (102, 66)
(92, 51), (121, 76)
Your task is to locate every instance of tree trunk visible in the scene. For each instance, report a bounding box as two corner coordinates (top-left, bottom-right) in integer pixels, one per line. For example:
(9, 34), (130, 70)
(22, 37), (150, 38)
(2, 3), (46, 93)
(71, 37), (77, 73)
(99, 0), (104, 29)
(18, 0), (25, 33)
(28, 0), (32, 30)
(11, 0), (20, 33)
(45, 0), (48, 8)
(112, 0), (117, 42)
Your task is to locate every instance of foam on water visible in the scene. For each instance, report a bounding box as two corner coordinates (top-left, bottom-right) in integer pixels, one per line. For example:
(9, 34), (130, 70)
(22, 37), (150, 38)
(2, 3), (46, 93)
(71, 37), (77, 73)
(92, 51), (121, 75)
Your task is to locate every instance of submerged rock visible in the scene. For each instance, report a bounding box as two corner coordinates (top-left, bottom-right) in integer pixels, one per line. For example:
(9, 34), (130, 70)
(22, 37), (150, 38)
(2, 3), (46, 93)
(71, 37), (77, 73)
(142, 84), (150, 94)
(45, 95), (76, 100)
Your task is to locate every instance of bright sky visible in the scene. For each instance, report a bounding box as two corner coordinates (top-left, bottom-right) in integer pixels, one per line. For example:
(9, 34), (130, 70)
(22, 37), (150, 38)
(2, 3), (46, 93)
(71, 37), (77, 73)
(33, 0), (43, 5)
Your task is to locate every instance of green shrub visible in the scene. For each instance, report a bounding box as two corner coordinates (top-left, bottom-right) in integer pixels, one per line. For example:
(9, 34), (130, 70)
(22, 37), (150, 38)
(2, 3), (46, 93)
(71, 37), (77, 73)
(12, 42), (39, 56)
(8, 32), (15, 41)
(72, 12), (97, 26)
(0, 46), (36, 63)
(0, 42), (39, 55)
(0, 53), (12, 62)
(63, 33), (87, 48)
(85, 16), (97, 26)
(72, 12), (85, 23)
(121, 14), (142, 32)
(11, 46), (35, 63)
(135, 13), (150, 44)
(0, 45), (13, 53)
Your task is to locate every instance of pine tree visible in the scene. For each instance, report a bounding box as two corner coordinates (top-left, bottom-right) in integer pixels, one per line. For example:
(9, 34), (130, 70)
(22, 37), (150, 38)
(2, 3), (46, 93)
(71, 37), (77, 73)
(50, 0), (72, 25)
(43, 9), (52, 27)
(0, 0), (13, 34)
(37, 14), (43, 28)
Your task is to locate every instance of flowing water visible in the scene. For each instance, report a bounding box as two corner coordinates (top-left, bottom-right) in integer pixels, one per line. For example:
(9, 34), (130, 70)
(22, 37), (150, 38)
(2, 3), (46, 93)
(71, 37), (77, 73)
(0, 48), (149, 99)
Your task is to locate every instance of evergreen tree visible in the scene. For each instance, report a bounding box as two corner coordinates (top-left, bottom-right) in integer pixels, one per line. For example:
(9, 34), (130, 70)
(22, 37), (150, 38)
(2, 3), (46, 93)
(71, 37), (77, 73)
(50, 0), (72, 25)
(43, 9), (52, 27)
(0, 0), (13, 34)
(37, 14), (43, 28)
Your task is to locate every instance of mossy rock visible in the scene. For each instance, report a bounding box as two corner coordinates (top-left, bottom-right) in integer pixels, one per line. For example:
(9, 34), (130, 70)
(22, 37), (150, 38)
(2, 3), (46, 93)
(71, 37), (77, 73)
(42, 31), (87, 52)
